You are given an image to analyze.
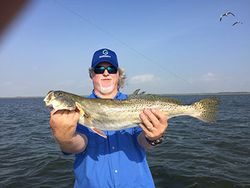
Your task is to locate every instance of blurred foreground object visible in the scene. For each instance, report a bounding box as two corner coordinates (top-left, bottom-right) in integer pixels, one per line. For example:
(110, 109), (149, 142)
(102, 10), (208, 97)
(0, 0), (30, 41)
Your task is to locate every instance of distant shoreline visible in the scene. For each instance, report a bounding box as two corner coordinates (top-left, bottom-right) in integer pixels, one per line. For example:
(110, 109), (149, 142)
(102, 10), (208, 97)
(0, 92), (250, 99)
(163, 92), (250, 96)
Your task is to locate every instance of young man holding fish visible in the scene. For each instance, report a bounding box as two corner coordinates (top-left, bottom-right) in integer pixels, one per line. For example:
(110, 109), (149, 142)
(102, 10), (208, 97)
(49, 48), (168, 187)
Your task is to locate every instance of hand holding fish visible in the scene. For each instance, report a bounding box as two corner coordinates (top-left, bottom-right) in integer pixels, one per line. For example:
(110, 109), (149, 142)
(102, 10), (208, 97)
(139, 109), (168, 140)
(49, 109), (88, 154)
(50, 109), (80, 143)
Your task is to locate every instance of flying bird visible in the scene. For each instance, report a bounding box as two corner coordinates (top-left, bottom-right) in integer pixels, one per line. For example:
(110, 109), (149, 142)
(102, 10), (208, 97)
(220, 11), (235, 21)
(232, 21), (243, 26)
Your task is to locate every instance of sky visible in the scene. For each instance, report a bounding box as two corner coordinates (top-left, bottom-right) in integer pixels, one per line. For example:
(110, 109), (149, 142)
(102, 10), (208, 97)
(0, 0), (250, 97)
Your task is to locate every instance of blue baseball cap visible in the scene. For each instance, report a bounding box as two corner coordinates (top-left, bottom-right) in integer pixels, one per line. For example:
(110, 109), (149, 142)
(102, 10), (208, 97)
(91, 48), (119, 68)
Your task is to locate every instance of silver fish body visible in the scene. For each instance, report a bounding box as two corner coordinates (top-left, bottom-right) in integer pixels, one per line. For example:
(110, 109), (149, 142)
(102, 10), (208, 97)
(44, 90), (219, 131)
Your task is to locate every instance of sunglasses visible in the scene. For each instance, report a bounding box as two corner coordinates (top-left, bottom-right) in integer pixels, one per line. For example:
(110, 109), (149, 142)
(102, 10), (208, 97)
(93, 66), (118, 74)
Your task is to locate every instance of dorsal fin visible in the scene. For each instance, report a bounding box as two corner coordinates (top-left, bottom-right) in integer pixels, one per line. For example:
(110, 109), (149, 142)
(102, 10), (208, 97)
(132, 89), (141, 95)
(128, 89), (146, 99)
(128, 89), (182, 104)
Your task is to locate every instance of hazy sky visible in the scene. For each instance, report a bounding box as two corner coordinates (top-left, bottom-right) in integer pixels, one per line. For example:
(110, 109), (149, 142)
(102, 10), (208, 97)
(0, 0), (249, 97)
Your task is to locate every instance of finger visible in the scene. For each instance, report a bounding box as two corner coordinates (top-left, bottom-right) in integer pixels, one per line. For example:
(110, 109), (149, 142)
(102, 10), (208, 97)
(151, 109), (167, 123)
(142, 109), (168, 135)
(58, 110), (71, 118)
(73, 111), (80, 121)
(150, 109), (168, 132)
(51, 109), (69, 116)
(51, 109), (67, 115)
(51, 109), (57, 115)
(139, 123), (153, 137)
(139, 113), (157, 132)
(140, 112), (153, 127)
(142, 109), (164, 130)
(143, 108), (160, 125)
(64, 110), (77, 120)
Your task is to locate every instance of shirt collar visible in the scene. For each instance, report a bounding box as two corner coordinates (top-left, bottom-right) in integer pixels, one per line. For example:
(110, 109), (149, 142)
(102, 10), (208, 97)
(88, 90), (127, 100)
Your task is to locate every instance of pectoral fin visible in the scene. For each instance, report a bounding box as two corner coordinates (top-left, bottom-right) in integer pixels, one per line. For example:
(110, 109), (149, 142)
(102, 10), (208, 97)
(75, 102), (106, 138)
(75, 102), (93, 125)
(75, 102), (85, 117)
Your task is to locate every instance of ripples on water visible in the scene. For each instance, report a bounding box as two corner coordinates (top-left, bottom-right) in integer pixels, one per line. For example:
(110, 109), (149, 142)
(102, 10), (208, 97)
(0, 95), (249, 188)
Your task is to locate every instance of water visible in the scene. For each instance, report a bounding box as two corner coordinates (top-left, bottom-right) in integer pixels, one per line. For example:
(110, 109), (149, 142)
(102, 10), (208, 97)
(0, 95), (249, 188)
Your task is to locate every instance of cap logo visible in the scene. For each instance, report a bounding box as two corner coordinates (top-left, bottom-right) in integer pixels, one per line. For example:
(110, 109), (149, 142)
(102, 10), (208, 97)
(99, 49), (111, 58)
(103, 49), (108, 55)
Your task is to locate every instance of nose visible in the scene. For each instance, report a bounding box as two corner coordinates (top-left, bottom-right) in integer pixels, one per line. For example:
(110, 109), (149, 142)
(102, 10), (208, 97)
(103, 69), (109, 76)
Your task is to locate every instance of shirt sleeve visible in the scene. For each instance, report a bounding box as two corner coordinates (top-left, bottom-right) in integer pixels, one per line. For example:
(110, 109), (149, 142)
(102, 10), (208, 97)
(76, 123), (90, 136)
(133, 126), (143, 139)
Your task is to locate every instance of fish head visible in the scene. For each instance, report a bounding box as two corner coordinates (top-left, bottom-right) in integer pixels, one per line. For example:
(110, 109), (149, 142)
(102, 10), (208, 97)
(44, 90), (55, 106)
(44, 90), (76, 111)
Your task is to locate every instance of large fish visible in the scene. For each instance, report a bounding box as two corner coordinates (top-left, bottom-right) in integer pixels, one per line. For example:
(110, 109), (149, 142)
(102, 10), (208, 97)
(44, 90), (219, 138)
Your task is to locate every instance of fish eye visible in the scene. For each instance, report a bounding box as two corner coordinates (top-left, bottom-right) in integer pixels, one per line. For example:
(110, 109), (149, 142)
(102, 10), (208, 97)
(53, 91), (62, 98)
(56, 91), (63, 96)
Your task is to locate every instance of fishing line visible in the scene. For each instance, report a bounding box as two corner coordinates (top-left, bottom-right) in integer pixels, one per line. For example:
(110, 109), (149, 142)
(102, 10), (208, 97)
(53, 0), (206, 93)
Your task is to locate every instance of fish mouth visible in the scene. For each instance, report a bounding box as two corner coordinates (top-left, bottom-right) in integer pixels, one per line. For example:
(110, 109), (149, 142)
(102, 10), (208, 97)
(44, 91), (76, 111)
(44, 90), (55, 106)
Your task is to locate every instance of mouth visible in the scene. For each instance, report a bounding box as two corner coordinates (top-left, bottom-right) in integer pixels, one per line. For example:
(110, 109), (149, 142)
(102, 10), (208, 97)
(100, 80), (113, 88)
(102, 78), (111, 80)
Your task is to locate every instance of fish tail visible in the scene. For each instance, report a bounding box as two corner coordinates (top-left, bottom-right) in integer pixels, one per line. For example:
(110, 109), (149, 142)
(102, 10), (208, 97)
(191, 98), (219, 123)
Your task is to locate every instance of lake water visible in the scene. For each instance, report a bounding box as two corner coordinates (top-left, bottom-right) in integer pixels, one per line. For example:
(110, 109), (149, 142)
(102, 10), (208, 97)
(0, 95), (249, 188)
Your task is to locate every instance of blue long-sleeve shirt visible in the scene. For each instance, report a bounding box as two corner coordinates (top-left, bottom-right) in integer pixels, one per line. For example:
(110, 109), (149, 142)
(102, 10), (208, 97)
(73, 91), (155, 188)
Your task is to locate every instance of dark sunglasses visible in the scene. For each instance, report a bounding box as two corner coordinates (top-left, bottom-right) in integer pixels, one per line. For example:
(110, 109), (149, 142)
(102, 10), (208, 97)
(93, 66), (118, 74)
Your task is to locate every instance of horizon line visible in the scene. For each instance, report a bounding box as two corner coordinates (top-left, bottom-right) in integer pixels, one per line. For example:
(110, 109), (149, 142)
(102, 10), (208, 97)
(1, 91), (250, 99)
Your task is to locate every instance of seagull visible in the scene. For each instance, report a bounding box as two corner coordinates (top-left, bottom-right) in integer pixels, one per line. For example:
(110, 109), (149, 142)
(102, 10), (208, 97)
(219, 11), (235, 21)
(232, 21), (243, 26)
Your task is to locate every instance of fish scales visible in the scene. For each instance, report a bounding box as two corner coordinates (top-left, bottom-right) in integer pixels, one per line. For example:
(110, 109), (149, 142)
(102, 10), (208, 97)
(44, 90), (219, 132)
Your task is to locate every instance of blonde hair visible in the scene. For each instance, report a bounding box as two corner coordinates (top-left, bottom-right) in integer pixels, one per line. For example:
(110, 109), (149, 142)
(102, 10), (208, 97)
(89, 67), (126, 89)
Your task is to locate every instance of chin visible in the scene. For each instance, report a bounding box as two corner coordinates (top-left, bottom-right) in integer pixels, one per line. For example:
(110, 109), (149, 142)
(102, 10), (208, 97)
(99, 85), (115, 94)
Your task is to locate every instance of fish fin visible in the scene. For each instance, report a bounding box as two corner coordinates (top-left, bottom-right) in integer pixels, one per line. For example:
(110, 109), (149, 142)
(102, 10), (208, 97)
(128, 90), (181, 104)
(75, 102), (85, 116)
(75, 102), (94, 126)
(129, 95), (182, 105)
(128, 89), (146, 99)
(132, 89), (141, 95)
(91, 127), (107, 139)
(192, 98), (219, 123)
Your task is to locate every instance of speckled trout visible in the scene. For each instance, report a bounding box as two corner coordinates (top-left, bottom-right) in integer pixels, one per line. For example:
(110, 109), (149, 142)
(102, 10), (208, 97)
(44, 90), (219, 137)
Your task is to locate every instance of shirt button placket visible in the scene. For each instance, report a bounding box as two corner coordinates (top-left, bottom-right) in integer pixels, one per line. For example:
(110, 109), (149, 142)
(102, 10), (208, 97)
(109, 131), (119, 187)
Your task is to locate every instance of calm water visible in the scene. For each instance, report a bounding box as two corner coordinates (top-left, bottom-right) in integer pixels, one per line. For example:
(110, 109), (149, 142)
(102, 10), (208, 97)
(0, 95), (249, 188)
